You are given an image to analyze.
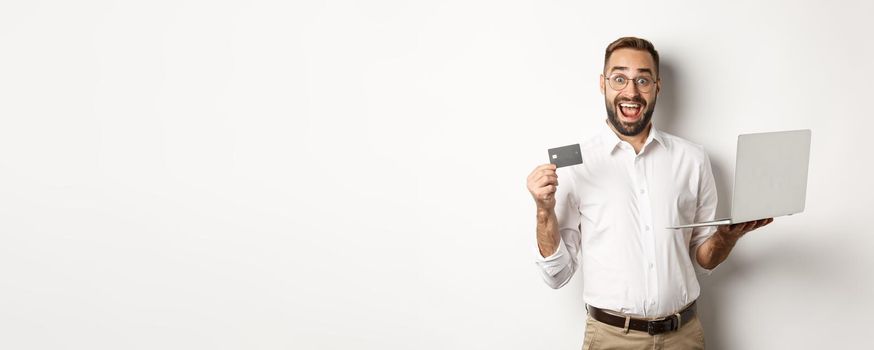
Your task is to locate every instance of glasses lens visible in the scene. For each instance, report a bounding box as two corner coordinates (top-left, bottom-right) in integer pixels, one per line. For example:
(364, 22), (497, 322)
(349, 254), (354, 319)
(608, 75), (627, 90)
(635, 77), (653, 92)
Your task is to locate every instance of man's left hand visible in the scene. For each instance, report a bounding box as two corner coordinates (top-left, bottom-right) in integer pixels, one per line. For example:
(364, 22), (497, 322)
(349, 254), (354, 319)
(716, 218), (774, 242)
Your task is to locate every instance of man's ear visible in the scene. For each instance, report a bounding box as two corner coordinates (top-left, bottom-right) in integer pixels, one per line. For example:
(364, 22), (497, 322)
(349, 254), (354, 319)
(655, 78), (661, 96)
(599, 74), (606, 95)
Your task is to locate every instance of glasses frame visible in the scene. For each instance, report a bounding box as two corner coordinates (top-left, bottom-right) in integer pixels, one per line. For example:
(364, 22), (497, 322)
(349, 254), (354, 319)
(602, 73), (658, 93)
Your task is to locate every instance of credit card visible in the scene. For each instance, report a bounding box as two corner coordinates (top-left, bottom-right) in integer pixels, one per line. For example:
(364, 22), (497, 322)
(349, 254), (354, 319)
(548, 144), (583, 168)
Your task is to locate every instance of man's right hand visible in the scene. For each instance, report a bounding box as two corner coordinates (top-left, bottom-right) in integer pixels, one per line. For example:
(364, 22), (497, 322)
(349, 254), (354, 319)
(527, 163), (558, 210)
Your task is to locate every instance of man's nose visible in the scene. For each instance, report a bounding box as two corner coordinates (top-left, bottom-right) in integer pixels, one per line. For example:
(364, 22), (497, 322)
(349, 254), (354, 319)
(623, 81), (640, 94)
(619, 84), (643, 100)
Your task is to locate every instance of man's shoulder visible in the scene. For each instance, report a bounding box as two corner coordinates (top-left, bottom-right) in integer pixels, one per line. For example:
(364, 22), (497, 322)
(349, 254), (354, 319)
(579, 133), (603, 152)
(658, 130), (709, 160)
(578, 127), (613, 152)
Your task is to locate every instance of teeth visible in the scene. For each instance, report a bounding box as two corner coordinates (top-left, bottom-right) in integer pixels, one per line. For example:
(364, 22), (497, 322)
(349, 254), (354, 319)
(620, 103), (640, 108)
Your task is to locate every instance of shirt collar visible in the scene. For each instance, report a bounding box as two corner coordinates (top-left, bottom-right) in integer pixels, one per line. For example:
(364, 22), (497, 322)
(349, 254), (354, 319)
(600, 119), (668, 155)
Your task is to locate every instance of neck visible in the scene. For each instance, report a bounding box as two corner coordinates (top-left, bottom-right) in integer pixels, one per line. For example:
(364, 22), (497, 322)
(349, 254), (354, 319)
(607, 120), (651, 154)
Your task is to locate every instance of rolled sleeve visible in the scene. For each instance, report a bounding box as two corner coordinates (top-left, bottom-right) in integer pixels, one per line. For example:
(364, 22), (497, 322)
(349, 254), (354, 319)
(534, 236), (572, 277)
(690, 226), (717, 275)
(690, 149), (719, 275)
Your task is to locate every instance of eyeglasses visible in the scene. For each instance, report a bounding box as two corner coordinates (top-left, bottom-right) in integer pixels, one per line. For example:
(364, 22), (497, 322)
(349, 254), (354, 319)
(603, 73), (657, 93)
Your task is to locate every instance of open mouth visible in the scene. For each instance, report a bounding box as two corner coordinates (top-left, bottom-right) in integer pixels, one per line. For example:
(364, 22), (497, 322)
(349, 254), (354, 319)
(618, 102), (644, 121)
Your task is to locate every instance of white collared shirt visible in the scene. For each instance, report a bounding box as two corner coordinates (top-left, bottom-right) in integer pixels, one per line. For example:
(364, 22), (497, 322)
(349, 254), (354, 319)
(534, 121), (718, 318)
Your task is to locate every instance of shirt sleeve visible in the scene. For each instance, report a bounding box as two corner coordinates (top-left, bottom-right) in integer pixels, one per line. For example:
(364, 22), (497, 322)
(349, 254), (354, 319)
(689, 148), (719, 275)
(533, 167), (583, 289)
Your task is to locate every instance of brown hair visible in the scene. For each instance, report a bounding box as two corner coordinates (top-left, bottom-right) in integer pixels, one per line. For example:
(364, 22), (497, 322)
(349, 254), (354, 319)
(604, 37), (659, 76)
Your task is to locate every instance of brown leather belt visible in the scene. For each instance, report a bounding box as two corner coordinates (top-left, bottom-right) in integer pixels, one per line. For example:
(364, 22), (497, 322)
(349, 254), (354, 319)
(587, 301), (697, 335)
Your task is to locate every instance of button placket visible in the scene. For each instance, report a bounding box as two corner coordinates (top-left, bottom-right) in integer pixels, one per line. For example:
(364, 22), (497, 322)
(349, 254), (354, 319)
(637, 155), (659, 314)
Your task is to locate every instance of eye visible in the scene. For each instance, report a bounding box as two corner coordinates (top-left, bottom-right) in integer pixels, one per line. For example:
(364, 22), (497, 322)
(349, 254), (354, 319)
(612, 76), (626, 84)
(635, 77), (651, 86)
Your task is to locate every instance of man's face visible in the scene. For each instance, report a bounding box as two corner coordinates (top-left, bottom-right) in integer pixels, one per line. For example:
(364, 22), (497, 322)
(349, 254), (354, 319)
(600, 48), (660, 137)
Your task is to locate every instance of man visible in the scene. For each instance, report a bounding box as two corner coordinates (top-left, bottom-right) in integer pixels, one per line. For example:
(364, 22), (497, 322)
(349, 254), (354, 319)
(526, 37), (773, 349)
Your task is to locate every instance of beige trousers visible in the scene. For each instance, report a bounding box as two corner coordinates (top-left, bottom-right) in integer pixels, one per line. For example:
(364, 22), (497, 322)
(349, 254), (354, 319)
(582, 314), (706, 350)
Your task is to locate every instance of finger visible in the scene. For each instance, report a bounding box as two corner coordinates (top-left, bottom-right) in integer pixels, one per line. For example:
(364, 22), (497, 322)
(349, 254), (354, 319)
(726, 222), (748, 236)
(727, 223), (745, 233)
(537, 186), (556, 199)
(747, 220), (763, 230)
(755, 219), (770, 229)
(756, 218), (774, 230)
(535, 172), (558, 181)
(536, 163), (557, 172)
(534, 185), (556, 196)
(534, 180), (558, 193)
(539, 168), (557, 178)
(528, 171), (556, 188)
(528, 164), (556, 181)
(535, 174), (558, 187)
(530, 170), (555, 184)
(752, 220), (765, 230)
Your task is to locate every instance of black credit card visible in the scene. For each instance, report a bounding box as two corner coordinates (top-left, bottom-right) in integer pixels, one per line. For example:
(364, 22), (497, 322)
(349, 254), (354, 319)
(548, 144), (583, 168)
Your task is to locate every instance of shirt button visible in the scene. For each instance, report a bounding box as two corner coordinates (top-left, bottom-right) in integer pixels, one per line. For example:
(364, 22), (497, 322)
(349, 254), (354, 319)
(649, 263), (654, 269)
(645, 225), (650, 231)
(640, 188), (646, 194)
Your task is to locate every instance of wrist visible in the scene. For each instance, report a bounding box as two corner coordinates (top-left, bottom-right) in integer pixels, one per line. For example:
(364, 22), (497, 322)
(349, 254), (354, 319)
(536, 206), (553, 214)
(536, 207), (554, 221)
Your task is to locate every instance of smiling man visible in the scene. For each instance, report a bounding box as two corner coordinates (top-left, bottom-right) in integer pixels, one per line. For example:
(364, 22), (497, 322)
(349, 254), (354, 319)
(526, 37), (773, 349)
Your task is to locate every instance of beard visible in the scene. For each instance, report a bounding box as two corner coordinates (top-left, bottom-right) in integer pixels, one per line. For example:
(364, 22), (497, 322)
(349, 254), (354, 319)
(605, 94), (656, 137)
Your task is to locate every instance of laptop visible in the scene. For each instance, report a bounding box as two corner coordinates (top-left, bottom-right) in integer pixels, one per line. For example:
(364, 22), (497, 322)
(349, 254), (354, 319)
(667, 129), (811, 229)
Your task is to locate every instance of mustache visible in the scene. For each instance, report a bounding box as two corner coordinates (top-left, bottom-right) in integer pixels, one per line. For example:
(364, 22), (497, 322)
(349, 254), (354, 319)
(615, 96), (646, 105)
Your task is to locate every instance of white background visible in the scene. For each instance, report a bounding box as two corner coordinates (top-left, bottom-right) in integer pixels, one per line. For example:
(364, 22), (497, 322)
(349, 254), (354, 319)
(1, 1), (873, 349)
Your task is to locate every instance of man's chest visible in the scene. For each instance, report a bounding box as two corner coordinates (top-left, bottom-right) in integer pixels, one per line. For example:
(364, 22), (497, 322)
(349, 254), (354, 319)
(571, 153), (700, 219)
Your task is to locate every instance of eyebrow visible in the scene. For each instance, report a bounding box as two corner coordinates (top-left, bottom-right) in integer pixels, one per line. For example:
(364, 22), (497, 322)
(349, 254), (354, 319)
(609, 66), (655, 75)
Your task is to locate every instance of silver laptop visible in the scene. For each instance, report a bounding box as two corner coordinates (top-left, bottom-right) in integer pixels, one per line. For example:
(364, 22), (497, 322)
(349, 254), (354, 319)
(667, 129), (811, 229)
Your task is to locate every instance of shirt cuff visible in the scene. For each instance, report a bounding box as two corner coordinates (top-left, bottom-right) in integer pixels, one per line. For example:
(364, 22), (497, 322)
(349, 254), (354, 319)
(691, 228), (718, 276)
(534, 237), (571, 277)
(693, 258), (715, 276)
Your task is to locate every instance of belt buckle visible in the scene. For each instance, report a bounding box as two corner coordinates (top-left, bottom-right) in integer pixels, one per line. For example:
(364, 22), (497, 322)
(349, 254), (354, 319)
(647, 317), (677, 335)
